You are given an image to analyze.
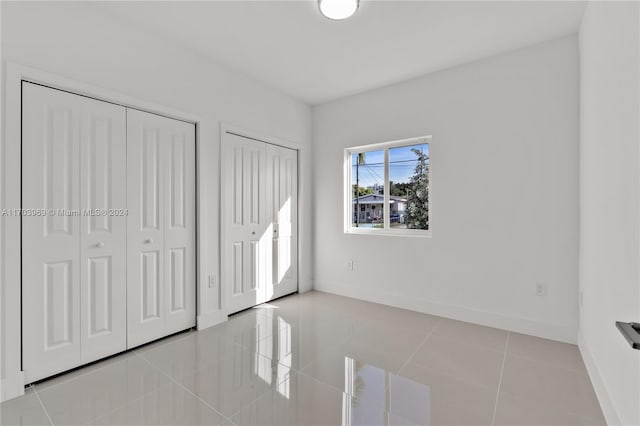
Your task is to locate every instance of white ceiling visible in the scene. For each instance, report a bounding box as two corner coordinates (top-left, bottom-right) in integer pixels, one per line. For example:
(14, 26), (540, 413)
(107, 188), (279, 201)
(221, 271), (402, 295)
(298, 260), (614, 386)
(100, 1), (586, 105)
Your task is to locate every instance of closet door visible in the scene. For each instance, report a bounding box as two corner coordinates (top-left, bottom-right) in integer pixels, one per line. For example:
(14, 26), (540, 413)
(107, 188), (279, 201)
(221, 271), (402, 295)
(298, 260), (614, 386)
(22, 83), (82, 383)
(79, 99), (127, 363)
(222, 133), (267, 314)
(222, 133), (298, 315)
(265, 144), (298, 300)
(22, 82), (127, 383)
(126, 109), (195, 348)
(126, 110), (165, 347)
(163, 116), (196, 335)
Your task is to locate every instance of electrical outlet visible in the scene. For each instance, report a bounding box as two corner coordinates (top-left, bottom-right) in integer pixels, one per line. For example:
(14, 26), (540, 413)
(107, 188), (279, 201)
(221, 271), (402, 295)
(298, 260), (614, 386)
(208, 274), (216, 288)
(535, 282), (547, 297)
(347, 260), (354, 271)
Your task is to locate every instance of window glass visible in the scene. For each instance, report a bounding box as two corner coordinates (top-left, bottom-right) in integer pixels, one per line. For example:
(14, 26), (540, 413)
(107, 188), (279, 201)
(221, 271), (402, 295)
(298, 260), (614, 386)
(389, 143), (429, 230)
(351, 149), (384, 229)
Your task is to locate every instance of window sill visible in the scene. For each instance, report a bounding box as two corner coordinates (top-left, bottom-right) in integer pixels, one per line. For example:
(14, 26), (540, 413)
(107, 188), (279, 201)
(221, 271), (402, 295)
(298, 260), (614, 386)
(345, 228), (432, 238)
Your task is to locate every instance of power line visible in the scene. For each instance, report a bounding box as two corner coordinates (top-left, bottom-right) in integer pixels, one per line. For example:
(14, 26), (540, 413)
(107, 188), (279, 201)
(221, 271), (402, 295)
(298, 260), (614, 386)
(363, 164), (384, 182)
(351, 158), (429, 166)
(363, 165), (382, 184)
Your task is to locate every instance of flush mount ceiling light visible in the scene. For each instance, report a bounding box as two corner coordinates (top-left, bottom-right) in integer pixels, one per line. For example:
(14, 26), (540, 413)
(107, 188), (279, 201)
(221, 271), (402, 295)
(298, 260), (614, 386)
(319, 0), (359, 20)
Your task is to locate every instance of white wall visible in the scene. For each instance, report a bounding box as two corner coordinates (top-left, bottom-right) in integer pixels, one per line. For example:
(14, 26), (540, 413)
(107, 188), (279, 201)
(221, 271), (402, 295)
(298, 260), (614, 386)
(313, 36), (580, 343)
(0, 1), (312, 400)
(578, 2), (640, 425)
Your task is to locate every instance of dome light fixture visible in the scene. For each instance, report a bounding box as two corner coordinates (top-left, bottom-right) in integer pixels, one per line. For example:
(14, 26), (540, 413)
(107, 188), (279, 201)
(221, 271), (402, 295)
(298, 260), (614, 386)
(318, 0), (359, 20)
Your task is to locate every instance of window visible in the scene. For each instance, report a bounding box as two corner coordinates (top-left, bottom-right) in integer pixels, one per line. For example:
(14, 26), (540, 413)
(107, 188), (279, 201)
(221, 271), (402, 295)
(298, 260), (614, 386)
(345, 136), (431, 236)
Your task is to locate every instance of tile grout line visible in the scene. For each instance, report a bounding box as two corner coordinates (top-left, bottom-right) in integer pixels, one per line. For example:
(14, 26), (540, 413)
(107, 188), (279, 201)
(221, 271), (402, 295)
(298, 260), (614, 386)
(31, 385), (54, 426)
(133, 350), (239, 425)
(505, 351), (590, 376)
(83, 386), (164, 425)
(491, 331), (510, 426)
(397, 317), (442, 373)
(75, 352), (183, 425)
(35, 350), (193, 425)
(33, 331), (196, 394)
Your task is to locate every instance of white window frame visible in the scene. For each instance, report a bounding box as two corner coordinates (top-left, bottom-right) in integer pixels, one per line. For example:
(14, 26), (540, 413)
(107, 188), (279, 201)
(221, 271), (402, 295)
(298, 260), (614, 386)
(344, 135), (432, 237)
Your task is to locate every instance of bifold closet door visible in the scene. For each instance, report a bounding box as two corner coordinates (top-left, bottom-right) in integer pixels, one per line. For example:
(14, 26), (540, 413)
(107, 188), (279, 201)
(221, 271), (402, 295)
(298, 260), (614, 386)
(22, 82), (127, 383)
(222, 132), (298, 315)
(126, 109), (196, 348)
(222, 133), (267, 314)
(265, 144), (298, 300)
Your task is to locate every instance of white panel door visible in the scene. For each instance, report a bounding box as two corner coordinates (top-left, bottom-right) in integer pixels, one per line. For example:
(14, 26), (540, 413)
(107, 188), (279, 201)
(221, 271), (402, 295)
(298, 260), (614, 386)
(22, 82), (127, 382)
(222, 133), (267, 314)
(79, 99), (127, 363)
(22, 83), (81, 383)
(265, 144), (298, 300)
(126, 110), (165, 348)
(163, 118), (196, 335)
(127, 109), (195, 348)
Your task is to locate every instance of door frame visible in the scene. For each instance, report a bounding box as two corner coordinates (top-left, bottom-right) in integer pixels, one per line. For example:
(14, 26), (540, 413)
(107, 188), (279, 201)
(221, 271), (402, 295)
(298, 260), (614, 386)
(1, 62), (202, 401)
(220, 123), (301, 316)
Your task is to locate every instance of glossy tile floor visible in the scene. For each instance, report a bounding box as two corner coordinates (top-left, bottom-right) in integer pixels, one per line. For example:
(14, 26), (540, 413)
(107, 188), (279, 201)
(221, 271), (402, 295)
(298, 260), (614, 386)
(2, 291), (605, 426)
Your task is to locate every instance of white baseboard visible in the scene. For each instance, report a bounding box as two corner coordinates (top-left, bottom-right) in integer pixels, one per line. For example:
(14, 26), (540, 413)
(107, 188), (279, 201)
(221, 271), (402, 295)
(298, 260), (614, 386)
(1, 371), (25, 403)
(197, 310), (228, 330)
(578, 332), (621, 426)
(313, 280), (577, 344)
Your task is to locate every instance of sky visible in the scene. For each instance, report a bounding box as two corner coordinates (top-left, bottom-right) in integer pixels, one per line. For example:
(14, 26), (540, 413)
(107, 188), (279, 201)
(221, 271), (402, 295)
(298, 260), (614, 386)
(351, 143), (429, 188)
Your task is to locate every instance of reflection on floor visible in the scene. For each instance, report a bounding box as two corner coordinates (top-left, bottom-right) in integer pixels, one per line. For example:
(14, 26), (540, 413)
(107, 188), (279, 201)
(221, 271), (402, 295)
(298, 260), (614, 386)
(1, 291), (605, 425)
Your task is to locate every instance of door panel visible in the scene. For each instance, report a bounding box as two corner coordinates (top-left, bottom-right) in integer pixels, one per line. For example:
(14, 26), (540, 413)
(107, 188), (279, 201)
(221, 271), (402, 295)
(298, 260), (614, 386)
(251, 240), (259, 290)
(127, 110), (166, 348)
(266, 144), (298, 300)
(86, 257), (111, 335)
(80, 101), (127, 363)
(142, 250), (162, 320)
(44, 261), (74, 349)
(223, 134), (266, 314)
(164, 126), (196, 334)
(249, 149), (261, 226)
(127, 109), (195, 348)
(22, 83), (79, 382)
(233, 148), (244, 226)
(243, 142), (266, 308)
(232, 242), (244, 296)
(169, 248), (186, 311)
(169, 137), (186, 228)
(142, 130), (161, 231)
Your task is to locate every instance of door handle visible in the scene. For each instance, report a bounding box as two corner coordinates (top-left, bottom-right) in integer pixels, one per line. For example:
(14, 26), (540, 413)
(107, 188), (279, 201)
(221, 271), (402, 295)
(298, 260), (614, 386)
(145, 238), (153, 244)
(251, 231), (256, 236)
(616, 321), (640, 350)
(95, 242), (105, 248)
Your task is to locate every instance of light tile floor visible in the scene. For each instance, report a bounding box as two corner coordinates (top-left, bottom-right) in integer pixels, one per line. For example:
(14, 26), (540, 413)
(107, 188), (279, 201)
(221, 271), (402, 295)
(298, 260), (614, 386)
(1, 291), (606, 426)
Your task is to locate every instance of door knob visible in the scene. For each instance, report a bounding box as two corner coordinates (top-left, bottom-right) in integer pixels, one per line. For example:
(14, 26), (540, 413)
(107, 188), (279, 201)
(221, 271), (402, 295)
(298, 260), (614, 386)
(251, 231), (256, 235)
(145, 238), (153, 244)
(95, 242), (105, 248)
